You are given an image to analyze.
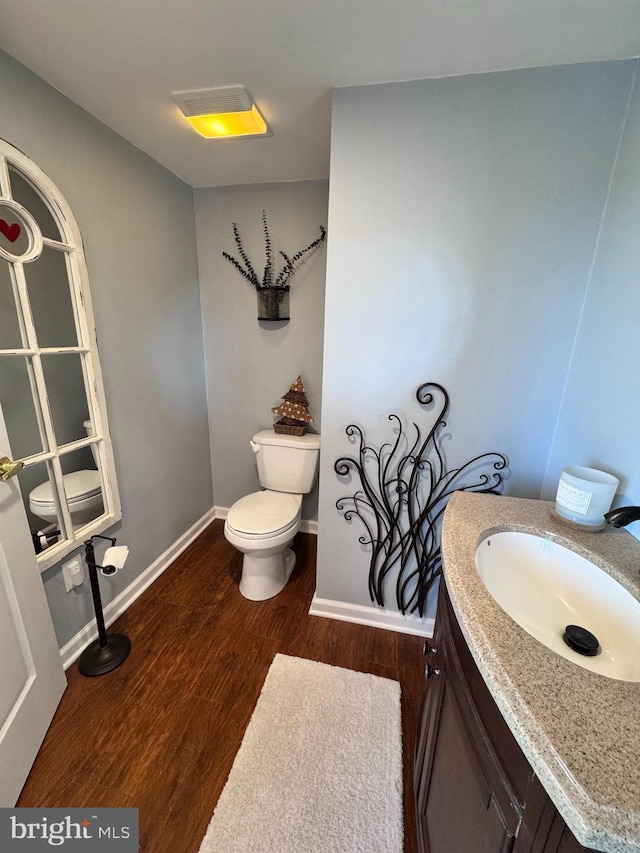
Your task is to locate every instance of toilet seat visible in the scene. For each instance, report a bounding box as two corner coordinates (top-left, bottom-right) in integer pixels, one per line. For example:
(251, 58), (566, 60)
(29, 470), (102, 511)
(226, 491), (301, 539)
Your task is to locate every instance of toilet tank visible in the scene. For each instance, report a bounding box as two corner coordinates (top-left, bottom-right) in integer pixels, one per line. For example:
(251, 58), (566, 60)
(83, 419), (99, 468)
(251, 430), (321, 494)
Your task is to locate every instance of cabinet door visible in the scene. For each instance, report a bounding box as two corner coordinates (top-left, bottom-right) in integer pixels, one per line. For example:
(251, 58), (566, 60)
(415, 583), (602, 853)
(415, 651), (445, 850)
(415, 583), (518, 853)
(415, 634), (443, 801)
(416, 666), (515, 853)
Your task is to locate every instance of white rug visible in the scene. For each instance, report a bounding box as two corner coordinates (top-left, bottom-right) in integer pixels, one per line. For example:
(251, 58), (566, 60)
(198, 653), (403, 853)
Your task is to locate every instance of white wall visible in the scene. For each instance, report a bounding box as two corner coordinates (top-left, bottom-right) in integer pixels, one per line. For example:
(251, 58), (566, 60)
(195, 181), (328, 520)
(543, 67), (640, 539)
(0, 49), (212, 648)
(316, 62), (634, 620)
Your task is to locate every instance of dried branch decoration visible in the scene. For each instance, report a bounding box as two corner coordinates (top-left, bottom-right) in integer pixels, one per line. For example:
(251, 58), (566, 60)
(222, 210), (326, 290)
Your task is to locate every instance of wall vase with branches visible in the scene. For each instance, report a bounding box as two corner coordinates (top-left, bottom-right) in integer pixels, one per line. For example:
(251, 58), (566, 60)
(334, 382), (508, 617)
(222, 210), (326, 321)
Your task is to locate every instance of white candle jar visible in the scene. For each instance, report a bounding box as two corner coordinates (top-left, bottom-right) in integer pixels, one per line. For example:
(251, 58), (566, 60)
(553, 466), (619, 531)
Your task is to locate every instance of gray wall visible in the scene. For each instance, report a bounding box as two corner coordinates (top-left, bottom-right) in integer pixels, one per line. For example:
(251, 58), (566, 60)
(0, 49), (212, 648)
(195, 181), (328, 521)
(542, 67), (640, 539)
(317, 62), (634, 616)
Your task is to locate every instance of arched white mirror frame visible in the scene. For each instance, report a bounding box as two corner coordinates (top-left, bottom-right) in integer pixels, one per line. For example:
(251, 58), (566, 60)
(0, 139), (121, 571)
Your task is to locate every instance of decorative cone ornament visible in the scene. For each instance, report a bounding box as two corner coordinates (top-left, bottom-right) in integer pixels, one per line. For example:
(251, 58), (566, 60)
(272, 375), (314, 435)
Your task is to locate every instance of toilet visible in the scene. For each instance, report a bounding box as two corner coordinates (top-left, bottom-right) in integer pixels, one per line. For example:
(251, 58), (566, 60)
(29, 419), (104, 531)
(224, 429), (321, 601)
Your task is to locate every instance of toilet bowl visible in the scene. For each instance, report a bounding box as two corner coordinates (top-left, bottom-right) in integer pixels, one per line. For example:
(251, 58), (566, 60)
(224, 430), (320, 601)
(29, 468), (104, 529)
(28, 418), (103, 532)
(224, 491), (302, 601)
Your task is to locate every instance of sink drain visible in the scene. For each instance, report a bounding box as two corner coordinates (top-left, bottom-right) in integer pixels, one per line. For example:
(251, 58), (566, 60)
(563, 624), (600, 657)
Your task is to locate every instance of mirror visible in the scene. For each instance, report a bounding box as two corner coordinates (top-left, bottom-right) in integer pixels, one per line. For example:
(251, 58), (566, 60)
(0, 139), (121, 569)
(24, 245), (78, 348)
(0, 260), (22, 348)
(8, 166), (62, 243)
(24, 459), (66, 554)
(41, 353), (91, 446)
(0, 354), (45, 459)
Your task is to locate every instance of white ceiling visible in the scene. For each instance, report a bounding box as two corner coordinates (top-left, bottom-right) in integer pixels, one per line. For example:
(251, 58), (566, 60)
(1, 0), (638, 189)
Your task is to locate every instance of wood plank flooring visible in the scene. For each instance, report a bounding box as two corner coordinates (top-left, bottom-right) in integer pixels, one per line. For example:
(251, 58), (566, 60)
(18, 520), (425, 852)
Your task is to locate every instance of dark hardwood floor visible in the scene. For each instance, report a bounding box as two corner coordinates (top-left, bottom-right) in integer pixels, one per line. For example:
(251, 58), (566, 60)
(18, 520), (424, 852)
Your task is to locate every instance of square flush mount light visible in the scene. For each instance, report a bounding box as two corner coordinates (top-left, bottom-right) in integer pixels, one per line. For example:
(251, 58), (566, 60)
(173, 85), (270, 139)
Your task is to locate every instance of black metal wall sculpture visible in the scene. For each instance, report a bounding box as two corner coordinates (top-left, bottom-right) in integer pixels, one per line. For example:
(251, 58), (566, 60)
(335, 382), (508, 617)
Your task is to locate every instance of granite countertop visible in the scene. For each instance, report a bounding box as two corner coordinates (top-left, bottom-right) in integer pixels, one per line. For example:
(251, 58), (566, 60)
(441, 492), (640, 853)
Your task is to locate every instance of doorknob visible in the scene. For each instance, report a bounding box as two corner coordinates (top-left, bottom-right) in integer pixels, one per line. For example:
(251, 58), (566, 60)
(0, 456), (24, 481)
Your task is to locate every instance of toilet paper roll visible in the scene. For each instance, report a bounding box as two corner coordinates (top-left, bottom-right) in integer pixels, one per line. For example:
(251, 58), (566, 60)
(103, 545), (129, 571)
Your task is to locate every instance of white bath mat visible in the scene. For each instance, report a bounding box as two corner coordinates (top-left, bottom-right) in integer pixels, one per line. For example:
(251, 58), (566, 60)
(198, 653), (403, 853)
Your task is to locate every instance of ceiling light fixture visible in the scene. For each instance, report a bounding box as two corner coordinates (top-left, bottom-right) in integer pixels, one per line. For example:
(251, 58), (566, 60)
(173, 85), (270, 140)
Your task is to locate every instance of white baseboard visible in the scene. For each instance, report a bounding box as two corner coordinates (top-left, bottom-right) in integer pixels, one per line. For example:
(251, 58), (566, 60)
(60, 507), (216, 670)
(214, 505), (318, 535)
(309, 595), (434, 638)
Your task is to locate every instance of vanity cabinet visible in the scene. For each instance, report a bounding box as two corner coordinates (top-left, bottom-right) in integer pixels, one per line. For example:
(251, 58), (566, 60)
(415, 581), (600, 853)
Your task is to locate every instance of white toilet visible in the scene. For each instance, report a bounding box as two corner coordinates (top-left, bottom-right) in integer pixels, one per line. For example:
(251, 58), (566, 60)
(224, 429), (321, 601)
(29, 419), (104, 531)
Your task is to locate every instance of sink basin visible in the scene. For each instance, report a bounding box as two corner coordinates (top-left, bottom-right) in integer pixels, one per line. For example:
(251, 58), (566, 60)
(475, 531), (640, 681)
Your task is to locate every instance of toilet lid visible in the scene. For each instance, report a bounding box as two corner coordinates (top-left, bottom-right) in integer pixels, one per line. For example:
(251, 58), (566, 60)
(227, 491), (300, 536)
(30, 470), (102, 507)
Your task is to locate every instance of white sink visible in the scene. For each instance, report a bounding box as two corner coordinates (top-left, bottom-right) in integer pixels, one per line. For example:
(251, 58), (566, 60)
(475, 531), (640, 681)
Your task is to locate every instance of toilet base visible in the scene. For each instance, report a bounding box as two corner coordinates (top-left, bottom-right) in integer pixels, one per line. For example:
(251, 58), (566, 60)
(239, 547), (296, 601)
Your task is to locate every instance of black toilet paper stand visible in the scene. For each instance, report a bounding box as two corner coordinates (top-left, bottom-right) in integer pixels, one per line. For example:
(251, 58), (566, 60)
(78, 534), (131, 677)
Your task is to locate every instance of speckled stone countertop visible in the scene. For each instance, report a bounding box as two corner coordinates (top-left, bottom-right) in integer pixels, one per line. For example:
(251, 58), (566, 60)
(441, 492), (640, 853)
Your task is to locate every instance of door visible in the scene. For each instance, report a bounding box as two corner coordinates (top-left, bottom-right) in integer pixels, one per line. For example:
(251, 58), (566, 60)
(0, 402), (66, 805)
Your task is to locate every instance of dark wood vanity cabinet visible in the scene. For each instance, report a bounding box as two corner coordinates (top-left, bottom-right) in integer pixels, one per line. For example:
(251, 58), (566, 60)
(415, 582), (600, 853)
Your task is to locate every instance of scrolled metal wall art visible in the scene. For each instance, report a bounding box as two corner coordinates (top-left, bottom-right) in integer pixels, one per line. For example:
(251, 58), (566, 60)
(335, 382), (508, 617)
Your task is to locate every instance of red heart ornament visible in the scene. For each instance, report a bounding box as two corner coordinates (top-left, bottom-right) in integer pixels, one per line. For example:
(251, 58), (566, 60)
(0, 219), (21, 243)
